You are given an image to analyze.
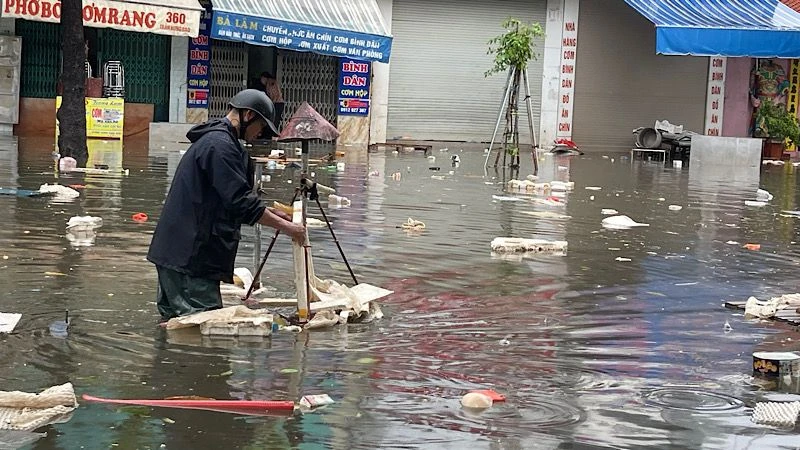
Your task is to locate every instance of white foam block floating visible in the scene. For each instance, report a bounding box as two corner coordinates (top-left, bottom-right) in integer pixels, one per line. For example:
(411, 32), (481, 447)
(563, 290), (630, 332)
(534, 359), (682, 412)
(490, 237), (568, 253)
(0, 313), (22, 333)
(601, 215), (649, 230)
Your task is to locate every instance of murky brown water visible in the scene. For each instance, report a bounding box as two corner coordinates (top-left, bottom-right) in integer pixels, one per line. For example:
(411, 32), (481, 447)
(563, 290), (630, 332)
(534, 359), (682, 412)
(1, 136), (799, 449)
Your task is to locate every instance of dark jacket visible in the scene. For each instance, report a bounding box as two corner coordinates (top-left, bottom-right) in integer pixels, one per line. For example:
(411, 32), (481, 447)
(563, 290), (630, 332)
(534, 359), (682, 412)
(147, 119), (264, 283)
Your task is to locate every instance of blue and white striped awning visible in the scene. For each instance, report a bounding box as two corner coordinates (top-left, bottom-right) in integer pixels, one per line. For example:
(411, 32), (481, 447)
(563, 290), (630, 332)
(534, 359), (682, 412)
(210, 0), (392, 63)
(625, 0), (800, 57)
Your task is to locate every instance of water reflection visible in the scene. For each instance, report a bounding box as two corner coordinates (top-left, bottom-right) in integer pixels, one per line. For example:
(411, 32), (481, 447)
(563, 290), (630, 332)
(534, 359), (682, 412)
(1, 139), (800, 448)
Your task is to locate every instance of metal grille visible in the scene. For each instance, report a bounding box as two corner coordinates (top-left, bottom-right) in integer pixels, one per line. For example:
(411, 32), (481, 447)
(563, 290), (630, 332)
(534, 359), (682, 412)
(279, 51), (338, 129)
(209, 40), (248, 118)
(17, 20), (61, 99)
(97, 29), (170, 105)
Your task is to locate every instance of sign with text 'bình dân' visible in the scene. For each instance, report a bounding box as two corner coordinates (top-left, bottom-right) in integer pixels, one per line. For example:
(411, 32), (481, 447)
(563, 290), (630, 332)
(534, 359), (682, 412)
(187, 8), (211, 109)
(3, 0), (201, 37)
(338, 59), (370, 116)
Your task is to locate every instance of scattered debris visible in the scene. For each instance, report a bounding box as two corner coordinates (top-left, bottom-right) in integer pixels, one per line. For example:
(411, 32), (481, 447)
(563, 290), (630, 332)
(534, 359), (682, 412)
(469, 390), (506, 402)
(0, 383), (77, 431)
(668, 205), (683, 211)
(131, 213), (148, 223)
(369, 171), (379, 177)
(401, 218), (426, 231)
(39, 184), (80, 200)
(752, 401), (800, 428)
(390, 172), (401, 181)
(756, 189), (774, 202)
(461, 392), (493, 409)
(532, 197), (565, 207)
(762, 160), (785, 166)
(723, 320), (732, 332)
(615, 257), (632, 262)
(328, 194), (351, 207)
(744, 294), (800, 319)
(745, 200), (767, 207)
(490, 237), (567, 254)
(492, 195), (524, 202)
(585, 186), (602, 191)
(601, 209), (618, 215)
(299, 394), (335, 410)
(744, 243), (761, 251)
(507, 179), (550, 192)
(66, 216), (102, 232)
(58, 157), (77, 172)
(164, 305), (273, 337)
(550, 181), (575, 191)
(601, 215), (650, 230)
(0, 313), (22, 334)
(519, 211), (571, 219)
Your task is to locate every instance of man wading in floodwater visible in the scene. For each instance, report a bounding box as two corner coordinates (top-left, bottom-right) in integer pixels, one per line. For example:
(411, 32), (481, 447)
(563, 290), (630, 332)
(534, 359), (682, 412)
(147, 89), (305, 321)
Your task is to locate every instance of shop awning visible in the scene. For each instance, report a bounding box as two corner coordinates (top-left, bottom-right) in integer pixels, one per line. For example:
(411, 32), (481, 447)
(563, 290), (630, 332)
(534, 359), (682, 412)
(210, 0), (392, 63)
(1, 0), (204, 37)
(625, 0), (800, 57)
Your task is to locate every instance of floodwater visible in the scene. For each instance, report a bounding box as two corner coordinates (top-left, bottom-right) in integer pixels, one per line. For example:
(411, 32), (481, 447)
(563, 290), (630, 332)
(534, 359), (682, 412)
(1, 136), (800, 449)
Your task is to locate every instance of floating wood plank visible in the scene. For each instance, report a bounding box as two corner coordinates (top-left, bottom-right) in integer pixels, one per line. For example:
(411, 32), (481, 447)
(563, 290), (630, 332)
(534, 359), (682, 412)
(292, 200), (311, 321)
(0, 188), (46, 197)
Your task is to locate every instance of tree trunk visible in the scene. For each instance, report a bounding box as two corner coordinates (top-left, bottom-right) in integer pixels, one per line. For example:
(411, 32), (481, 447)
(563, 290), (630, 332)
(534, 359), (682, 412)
(57, 0), (87, 167)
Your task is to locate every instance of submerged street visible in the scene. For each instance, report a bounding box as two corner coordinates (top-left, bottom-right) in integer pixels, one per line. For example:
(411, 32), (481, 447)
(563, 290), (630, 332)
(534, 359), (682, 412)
(1, 138), (799, 448)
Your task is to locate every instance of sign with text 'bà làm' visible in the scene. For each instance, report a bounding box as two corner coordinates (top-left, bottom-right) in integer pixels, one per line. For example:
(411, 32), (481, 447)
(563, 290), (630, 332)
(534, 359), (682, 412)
(338, 59), (370, 116)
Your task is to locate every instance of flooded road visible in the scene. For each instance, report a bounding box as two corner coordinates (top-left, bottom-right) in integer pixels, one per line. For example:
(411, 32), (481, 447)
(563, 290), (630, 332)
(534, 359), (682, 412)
(1, 137), (799, 449)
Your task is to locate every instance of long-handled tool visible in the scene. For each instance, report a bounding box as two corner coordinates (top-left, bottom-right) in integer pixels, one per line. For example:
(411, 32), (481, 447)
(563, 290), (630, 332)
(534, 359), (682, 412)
(82, 394), (294, 416)
(243, 189), (301, 301)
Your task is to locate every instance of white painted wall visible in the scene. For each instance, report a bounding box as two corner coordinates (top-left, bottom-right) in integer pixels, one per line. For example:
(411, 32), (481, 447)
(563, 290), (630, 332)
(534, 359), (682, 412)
(169, 36), (189, 123)
(370, 0), (392, 144)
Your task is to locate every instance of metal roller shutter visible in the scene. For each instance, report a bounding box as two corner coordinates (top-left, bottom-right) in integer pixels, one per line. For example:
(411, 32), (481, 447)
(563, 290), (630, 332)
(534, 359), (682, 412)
(210, 40), (248, 119)
(388, 0), (546, 143)
(572, 0), (708, 150)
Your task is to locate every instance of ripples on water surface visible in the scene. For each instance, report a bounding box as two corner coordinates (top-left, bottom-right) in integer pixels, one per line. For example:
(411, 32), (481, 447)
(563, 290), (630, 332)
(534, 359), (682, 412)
(1, 137), (800, 448)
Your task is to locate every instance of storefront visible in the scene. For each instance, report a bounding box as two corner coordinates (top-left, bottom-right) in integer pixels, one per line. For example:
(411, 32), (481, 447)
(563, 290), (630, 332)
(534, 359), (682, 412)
(175, 0), (393, 146)
(566, 0), (708, 150)
(1, 0), (203, 137)
(386, 0), (547, 144)
(570, 0), (800, 150)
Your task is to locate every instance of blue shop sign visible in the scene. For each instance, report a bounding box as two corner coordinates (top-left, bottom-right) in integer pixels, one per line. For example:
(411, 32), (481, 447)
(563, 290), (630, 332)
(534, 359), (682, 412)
(187, 8), (212, 109)
(211, 11), (391, 63)
(338, 59), (370, 116)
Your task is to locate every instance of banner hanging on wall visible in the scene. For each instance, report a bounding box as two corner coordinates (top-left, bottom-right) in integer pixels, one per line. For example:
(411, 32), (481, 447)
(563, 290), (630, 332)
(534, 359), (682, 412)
(187, 7), (212, 109)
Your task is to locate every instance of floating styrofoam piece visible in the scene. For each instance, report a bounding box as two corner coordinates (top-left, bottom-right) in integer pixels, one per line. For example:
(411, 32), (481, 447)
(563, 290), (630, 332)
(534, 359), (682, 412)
(601, 209), (618, 215)
(668, 205), (683, 211)
(601, 215), (649, 230)
(585, 186), (602, 191)
(39, 184), (80, 200)
(752, 401), (800, 428)
(461, 392), (493, 409)
(299, 394), (335, 409)
(328, 194), (351, 207)
(490, 237), (568, 254)
(233, 267), (254, 291)
(66, 216), (103, 232)
(493, 195), (524, 202)
(762, 160), (785, 166)
(745, 200), (767, 207)
(507, 179), (550, 191)
(756, 189), (774, 202)
(549, 181), (575, 191)
(164, 305), (273, 337)
(0, 313), (22, 333)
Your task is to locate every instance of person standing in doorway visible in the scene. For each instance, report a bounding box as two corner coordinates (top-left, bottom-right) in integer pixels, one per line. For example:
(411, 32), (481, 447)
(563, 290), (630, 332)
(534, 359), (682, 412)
(251, 71), (285, 134)
(147, 89), (305, 322)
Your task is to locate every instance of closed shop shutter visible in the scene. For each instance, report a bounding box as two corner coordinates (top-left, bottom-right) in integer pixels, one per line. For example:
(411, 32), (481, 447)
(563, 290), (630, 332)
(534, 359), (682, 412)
(209, 40), (248, 119)
(572, 0), (708, 150)
(279, 51), (339, 130)
(387, 0), (546, 143)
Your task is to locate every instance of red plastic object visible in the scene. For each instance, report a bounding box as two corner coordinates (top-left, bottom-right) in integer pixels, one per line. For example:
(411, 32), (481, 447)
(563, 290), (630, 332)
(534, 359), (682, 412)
(82, 394), (295, 415)
(469, 389), (506, 402)
(68, 184), (86, 190)
(132, 212), (148, 223)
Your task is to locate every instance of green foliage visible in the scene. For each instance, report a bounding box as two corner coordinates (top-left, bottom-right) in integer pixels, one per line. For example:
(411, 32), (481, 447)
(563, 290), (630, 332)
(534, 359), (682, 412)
(756, 100), (800, 146)
(485, 18), (544, 77)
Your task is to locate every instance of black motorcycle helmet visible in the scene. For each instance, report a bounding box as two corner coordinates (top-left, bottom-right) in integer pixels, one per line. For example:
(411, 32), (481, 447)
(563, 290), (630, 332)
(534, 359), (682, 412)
(228, 89), (279, 140)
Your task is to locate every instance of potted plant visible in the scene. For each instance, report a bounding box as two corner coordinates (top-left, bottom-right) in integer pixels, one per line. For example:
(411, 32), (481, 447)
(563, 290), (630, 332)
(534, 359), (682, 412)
(754, 100), (800, 159)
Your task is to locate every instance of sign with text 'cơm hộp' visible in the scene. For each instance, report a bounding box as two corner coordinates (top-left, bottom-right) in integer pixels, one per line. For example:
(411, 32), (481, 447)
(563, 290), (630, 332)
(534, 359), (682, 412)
(338, 59), (370, 116)
(187, 8), (211, 109)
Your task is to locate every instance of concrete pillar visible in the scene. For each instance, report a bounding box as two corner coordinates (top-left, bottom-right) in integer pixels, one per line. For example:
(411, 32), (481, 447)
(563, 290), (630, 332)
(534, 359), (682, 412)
(169, 36), (189, 123)
(369, 0), (392, 144)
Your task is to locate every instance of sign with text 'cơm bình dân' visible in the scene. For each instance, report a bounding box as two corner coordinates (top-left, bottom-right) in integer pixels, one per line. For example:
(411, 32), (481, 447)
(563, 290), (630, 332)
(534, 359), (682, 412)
(187, 8), (211, 109)
(338, 59), (370, 116)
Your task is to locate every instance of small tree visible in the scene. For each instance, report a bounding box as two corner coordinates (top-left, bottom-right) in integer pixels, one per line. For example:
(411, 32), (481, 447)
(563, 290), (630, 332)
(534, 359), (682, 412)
(57, 0), (88, 168)
(485, 18), (543, 169)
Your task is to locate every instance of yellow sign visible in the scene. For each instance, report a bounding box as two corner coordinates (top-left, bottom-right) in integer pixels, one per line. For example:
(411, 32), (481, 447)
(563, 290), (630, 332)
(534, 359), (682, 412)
(787, 60), (800, 151)
(56, 96), (125, 139)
